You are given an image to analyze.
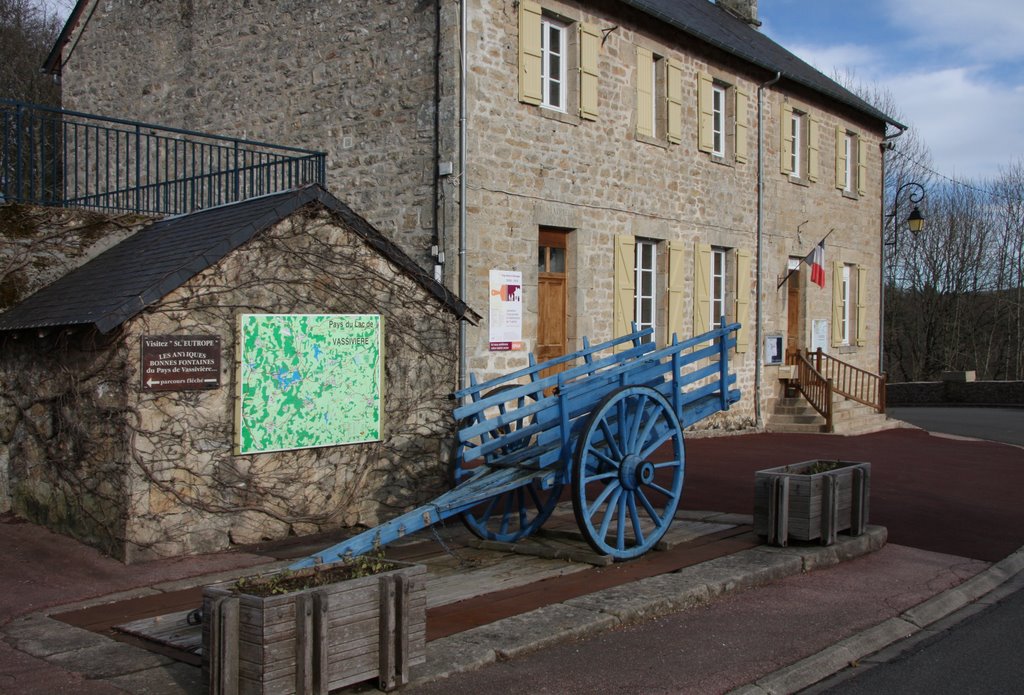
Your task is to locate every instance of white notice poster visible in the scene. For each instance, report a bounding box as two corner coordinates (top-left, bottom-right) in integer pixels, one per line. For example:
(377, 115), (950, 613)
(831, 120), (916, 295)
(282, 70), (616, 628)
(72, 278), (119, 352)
(489, 269), (522, 351)
(811, 319), (829, 354)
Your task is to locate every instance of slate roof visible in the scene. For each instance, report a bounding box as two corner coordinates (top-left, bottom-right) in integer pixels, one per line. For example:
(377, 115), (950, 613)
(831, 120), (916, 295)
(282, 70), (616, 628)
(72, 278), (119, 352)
(0, 185), (479, 334)
(622, 0), (899, 127)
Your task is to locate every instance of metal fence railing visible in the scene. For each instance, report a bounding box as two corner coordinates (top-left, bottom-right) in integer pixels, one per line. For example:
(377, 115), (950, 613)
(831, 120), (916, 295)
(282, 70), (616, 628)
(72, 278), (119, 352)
(1, 99), (326, 216)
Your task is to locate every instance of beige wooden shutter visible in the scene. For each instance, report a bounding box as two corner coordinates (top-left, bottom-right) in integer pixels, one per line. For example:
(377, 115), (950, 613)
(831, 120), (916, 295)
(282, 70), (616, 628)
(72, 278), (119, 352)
(693, 241), (711, 337)
(698, 72), (714, 153)
(636, 47), (654, 137)
(518, 1), (543, 105)
(857, 137), (868, 196)
(835, 126), (847, 190)
(613, 235), (636, 346)
(579, 24), (599, 120)
(856, 265), (868, 347)
(667, 241), (685, 338)
(734, 88), (749, 164)
(780, 102), (793, 174)
(807, 113), (820, 183)
(737, 247), (753, 354)
(734, 248), (751, 353)
(831, 260), (844, 347)
(667, 60), (682, 144)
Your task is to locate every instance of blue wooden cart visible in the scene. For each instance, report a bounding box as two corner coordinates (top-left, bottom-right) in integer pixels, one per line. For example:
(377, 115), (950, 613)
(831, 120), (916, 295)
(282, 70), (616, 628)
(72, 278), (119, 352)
(290, 322), (741, 568)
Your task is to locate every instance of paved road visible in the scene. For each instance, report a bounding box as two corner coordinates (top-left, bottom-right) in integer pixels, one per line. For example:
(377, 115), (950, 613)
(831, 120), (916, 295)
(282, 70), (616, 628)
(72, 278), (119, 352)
(815, 581), (1024, 694)
(888, 406), (1024, 447)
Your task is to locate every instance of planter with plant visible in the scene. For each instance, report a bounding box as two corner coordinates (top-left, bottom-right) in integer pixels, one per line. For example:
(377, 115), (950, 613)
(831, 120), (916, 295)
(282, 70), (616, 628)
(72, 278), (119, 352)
(202, 551), (426, 694)
(754, 459), (870, 547)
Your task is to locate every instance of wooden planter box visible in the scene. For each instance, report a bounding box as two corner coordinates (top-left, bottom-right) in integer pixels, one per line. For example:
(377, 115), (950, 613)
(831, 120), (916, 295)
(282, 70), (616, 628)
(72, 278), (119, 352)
(754, 460), (870, 547)
(202, 561), (426, 694)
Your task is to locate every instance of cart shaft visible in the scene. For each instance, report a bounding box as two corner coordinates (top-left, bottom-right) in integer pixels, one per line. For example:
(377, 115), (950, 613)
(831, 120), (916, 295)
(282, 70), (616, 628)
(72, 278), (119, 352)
(289, 465), (557, 569)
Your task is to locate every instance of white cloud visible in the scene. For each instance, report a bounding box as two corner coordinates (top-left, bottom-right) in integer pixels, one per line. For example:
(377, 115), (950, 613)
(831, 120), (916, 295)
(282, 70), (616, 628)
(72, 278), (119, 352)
(884, 0), (1024, 62)
(883, 67), (1024, 179)
(766, 2), (1024, 180)
(782, 42), (882, 79)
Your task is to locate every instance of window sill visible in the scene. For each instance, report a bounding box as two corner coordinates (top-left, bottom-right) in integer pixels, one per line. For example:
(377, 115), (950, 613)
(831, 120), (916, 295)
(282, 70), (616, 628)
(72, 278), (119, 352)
(711, 154), (734, 168)
(635, 132), (669, 149)
(841, 189), (859, 201)
(786, 175), (810, 188)
(540, 106), (581, 126)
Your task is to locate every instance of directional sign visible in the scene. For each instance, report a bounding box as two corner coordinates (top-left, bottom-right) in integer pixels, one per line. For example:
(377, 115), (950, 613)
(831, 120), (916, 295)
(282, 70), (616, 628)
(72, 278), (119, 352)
(141, 335), (222, 392)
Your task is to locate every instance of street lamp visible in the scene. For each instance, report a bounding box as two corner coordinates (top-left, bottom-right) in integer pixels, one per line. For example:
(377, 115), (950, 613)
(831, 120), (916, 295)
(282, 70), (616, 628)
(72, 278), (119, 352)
(880, 181), (927, 373)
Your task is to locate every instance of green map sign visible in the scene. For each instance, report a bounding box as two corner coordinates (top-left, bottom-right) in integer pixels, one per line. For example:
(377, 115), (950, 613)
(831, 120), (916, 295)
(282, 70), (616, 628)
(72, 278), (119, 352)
(236, 314), (383, 454)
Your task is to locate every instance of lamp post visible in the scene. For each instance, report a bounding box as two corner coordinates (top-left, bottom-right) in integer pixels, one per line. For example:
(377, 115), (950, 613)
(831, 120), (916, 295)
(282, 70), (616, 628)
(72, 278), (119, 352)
(880, 181), (926, 374)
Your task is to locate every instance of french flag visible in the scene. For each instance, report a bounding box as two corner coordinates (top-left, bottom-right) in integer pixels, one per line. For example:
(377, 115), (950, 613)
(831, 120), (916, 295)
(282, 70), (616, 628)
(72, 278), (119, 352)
(806, 240), (826, 288)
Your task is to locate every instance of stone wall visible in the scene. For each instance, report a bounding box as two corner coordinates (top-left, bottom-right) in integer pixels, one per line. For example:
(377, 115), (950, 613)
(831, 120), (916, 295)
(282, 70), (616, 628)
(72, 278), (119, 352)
(0, 330), (132, 551)
(60, 0), (444, 271)
(0, 204), (147, 312)
(1, 203), (149, 519)
(888, 381), (1024, 406)
(1, 206), (460, 561)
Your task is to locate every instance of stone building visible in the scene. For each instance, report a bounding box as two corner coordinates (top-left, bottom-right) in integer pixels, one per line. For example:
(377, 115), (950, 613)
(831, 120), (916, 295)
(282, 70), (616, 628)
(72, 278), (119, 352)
(0, 186), (476, 560)
(46, 0), (899, 432)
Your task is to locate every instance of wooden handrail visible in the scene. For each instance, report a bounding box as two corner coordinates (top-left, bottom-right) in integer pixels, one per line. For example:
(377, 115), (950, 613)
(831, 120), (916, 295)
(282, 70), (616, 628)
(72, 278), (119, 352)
(812, 349), (887, 413)
(790, 351), (833, 432)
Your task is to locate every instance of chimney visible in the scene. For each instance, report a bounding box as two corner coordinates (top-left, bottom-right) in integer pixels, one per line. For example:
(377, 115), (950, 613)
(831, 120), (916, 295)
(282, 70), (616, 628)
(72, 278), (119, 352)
(716, 0), (760, 27)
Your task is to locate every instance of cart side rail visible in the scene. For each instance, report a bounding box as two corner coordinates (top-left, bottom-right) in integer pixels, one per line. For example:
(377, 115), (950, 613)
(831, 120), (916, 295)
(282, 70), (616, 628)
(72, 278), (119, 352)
(452, 328), (655, 403)
(456, 323), (742, 469)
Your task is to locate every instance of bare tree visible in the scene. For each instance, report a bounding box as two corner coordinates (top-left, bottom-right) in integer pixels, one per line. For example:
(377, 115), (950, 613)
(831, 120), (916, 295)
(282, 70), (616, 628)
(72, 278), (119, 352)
(835, 70), (1024, 382)
(0, 0), (62, 105)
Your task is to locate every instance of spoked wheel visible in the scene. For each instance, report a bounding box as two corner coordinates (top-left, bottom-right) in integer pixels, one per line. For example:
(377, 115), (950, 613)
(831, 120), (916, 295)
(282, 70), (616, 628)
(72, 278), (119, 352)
(451, 385), (563, 542)
(571, 385), (685, 560)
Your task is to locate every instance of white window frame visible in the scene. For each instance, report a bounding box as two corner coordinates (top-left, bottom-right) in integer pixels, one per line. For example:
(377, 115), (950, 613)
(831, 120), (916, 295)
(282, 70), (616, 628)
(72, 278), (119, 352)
(790, 111), (803, 179)
(843, 133), (853, 192)
(840, 264), (851, 345)
(541, 17), (567, 112)
(711, 247), (727, 330)
(635, 240), (657, 343)
(712, 84), (726, 157)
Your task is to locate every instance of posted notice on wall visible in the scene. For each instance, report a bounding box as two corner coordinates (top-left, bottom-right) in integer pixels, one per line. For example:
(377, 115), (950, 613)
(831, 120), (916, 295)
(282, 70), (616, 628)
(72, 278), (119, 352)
(489, 269), (522, 351)
(811, 319), (829, 354)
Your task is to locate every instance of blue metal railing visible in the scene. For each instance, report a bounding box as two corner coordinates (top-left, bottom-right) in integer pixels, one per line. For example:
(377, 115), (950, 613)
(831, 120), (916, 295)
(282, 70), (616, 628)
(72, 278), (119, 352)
(1, 99), (326, 215)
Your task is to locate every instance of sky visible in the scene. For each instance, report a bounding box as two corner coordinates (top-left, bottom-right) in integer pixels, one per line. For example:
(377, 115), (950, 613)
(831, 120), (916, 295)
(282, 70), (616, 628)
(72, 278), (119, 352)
(757, 0), (1024, 182)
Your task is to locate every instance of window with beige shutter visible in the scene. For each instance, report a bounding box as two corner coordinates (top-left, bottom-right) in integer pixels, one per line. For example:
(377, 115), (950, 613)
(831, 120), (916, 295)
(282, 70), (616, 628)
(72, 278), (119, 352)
(781, 101), (818, 183)
(519, 4), (599, 120)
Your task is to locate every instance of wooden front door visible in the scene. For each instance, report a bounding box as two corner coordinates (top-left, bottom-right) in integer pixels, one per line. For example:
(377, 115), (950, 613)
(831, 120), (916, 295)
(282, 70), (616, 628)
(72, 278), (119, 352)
(786, 264), (802, 363)
(537, 229), (568, 368)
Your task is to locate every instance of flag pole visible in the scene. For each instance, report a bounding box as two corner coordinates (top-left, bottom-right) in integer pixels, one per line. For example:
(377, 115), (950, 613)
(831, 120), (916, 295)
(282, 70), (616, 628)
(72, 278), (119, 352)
(776, 228), (835, 289)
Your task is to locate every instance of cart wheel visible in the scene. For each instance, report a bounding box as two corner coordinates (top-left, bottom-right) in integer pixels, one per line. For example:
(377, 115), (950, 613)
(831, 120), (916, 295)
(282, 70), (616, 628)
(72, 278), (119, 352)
(571, 385), (684, 560)
(451, 385), (563, 542)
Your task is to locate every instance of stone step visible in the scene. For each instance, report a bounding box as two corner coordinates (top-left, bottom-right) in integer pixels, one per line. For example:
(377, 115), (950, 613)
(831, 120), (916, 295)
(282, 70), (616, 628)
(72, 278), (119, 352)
(768, 394), (891, 435)
(765, 421), (829, 434)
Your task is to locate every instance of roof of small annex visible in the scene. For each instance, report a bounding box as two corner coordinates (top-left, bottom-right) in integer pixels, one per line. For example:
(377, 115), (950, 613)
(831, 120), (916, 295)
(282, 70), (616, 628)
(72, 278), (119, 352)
(45, 0), (900, 128)
(0, 185), (479, 334)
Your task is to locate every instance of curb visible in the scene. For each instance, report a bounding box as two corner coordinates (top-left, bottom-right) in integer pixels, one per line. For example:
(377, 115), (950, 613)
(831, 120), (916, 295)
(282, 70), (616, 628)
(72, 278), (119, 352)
(408, 526), (887, 686)
(731, 544), (1024, 694)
